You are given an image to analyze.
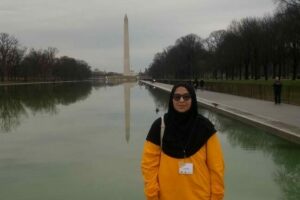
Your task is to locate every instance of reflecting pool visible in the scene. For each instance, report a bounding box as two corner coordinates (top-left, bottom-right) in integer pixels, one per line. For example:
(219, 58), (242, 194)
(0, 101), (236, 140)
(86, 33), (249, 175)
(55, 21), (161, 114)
(0, 82), (299, 200)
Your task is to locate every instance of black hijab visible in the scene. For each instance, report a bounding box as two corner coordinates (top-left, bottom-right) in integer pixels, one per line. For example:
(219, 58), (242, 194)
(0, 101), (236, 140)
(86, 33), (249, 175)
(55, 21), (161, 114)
(146, 83), (216, 158)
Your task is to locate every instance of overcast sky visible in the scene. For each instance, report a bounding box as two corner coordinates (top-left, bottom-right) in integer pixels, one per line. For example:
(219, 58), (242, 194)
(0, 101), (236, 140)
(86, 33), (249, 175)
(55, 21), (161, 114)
(1, 0), (277, 73)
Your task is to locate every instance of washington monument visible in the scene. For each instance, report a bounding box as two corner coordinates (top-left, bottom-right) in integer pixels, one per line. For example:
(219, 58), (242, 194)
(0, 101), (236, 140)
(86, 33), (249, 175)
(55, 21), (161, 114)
(123, 14), (130, 76)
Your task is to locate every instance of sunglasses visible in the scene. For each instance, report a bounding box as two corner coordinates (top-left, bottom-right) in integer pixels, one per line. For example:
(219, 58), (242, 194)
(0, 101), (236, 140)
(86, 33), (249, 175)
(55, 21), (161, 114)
(173, 93), (191, 101)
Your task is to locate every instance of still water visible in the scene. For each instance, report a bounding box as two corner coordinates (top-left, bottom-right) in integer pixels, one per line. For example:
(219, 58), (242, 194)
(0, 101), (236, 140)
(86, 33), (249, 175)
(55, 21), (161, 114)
(0, 82), (299, 200)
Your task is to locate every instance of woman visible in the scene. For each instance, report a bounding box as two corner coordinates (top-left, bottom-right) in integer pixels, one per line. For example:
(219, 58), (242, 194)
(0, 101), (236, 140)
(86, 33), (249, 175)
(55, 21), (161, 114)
(273, 76), (282, 104)
(141, 83), (224, 200)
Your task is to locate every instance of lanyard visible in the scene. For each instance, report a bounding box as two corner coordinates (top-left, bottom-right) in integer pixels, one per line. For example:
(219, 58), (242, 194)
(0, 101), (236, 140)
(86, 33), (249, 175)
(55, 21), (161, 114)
(180, 129), (194, 158)
(162, 117), (195, 158)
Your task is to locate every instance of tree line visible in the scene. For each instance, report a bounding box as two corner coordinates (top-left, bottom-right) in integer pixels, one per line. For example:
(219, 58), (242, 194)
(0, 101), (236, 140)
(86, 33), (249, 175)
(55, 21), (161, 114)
(0, 33), (92, 82)
(146, 0), (300, 80)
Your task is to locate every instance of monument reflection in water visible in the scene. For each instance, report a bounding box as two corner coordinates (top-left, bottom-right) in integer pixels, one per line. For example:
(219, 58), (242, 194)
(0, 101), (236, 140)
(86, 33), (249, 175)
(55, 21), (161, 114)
(124, 82), (131, 143)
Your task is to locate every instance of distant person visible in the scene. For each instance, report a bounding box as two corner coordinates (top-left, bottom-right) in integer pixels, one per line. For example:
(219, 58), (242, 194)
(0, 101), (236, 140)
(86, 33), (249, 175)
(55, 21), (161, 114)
(141, 83), (225, 200)
(193, 78), (199, 89)
(199, 79), (205, 90)
(273, 76), (282, 104)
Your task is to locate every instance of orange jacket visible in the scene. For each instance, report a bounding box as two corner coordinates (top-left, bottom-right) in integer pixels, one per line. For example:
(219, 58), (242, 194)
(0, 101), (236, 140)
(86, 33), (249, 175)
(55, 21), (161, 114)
(141, 133), (224, 200)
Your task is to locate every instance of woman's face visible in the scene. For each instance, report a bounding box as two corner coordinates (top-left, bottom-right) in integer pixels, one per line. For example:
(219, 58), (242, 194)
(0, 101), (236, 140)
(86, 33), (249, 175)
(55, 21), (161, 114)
(172, 86), (192, 113)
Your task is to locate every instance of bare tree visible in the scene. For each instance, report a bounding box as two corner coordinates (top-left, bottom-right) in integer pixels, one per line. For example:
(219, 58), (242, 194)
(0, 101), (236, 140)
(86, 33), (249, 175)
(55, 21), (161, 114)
(42, 47), (58, 80)
(175, 34), (206, 78)
(0, 33), (20, 81)
(204, 30), (226, 52)
(274, 0), (300, 7)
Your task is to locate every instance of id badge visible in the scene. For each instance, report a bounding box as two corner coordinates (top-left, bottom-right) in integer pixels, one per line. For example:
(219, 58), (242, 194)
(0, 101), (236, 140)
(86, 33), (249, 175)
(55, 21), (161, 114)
(178, 162), (193, 175)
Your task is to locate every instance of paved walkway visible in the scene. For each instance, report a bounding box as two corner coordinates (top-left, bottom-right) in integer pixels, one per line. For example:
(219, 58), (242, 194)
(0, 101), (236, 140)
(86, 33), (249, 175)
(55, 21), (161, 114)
(142, 81), (300, 144)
